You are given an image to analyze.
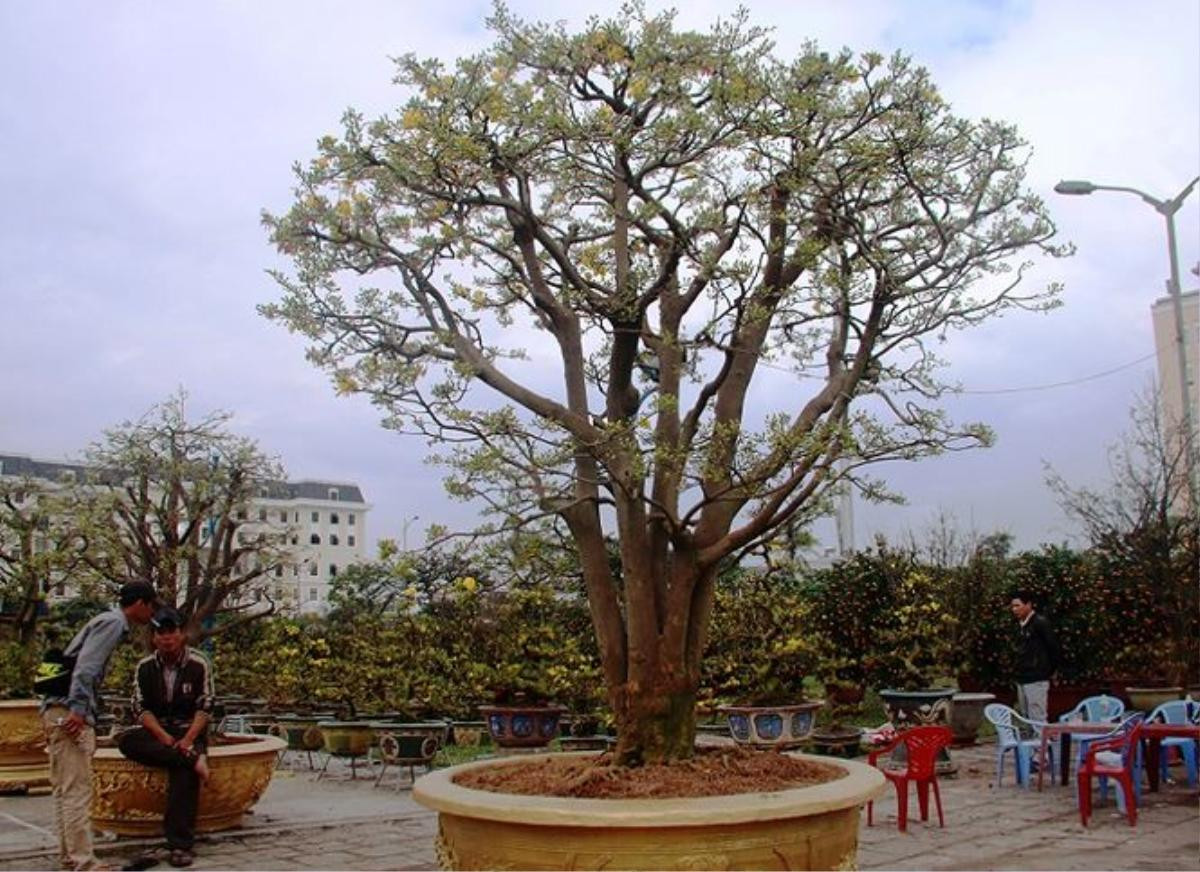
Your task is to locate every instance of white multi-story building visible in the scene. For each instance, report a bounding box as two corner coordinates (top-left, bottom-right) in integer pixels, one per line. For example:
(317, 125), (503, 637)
(251, 480), (370, 613)
(0, 452), (369, 615)
(1151, 289), (1199, 437)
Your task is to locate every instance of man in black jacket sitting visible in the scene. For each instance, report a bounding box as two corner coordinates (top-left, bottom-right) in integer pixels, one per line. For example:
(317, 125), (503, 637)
(118, 607), (214, 868)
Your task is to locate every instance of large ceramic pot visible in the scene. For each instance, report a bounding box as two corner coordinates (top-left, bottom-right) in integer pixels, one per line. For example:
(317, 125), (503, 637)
(91, 734), (285, 835)
(478, 705), (565, 749)
(268, 714), (327, 751)
(809, 727), (864, 758)
(319, 721), (374, 757)
(878, 688), (955, 727)
(717, 701), (823, 749)
(879, 688), (956, 776)
(949, 692), (995, 746)
(450, 721), (489, 747)
(413, 751), (885, 871)
(0, 699), (50, 792)
(1125, 686), (1184, 712)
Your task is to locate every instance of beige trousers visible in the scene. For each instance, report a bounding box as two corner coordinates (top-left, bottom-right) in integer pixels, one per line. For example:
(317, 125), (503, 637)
(42, 706), (98, 871)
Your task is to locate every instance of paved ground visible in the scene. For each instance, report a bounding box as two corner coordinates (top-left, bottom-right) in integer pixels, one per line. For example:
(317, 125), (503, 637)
(1, 743), (1196, 870)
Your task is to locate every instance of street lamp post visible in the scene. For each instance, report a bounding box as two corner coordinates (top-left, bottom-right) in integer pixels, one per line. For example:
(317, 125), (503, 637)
(1055, 176), (1200, 511)
(402, 514), (420, 551)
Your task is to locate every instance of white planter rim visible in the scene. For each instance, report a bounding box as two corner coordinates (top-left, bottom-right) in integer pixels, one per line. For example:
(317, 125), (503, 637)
(413, 750), (885, 828)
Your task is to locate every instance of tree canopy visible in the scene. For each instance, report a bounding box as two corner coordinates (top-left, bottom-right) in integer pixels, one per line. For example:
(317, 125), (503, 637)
(264, 3), (1067, 763)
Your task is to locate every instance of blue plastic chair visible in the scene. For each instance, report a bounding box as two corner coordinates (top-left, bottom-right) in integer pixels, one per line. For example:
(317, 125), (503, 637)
(985, 703), (1053, 788)
(1077, 713), (1144, 818)
(1147, 700), (1199, 787)
(1059, 694), (1125, 725)
(1059, 694), (1125, 775)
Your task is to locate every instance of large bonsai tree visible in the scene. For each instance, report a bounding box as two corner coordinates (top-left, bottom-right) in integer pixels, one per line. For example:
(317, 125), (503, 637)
(264, 5), (1066, 764)
(75, 393), (295, 642)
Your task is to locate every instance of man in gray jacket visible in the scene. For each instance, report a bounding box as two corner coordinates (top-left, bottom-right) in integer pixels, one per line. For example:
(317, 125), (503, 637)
(41, 580), (157, 871)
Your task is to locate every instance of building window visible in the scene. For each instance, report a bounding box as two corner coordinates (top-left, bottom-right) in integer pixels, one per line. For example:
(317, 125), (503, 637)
(237, 509), (247, 520)
(330, 533), (339, 546)
(329, 564), (338, 578)
(329, 488), (340, 501)
(311, 511), (319, 523)
(258, 508), (267, 522)
(55, 581), (65, 596)
(330, 512), (339, 525)
(274, 565), (283, 578)
(294, 511), (300, 523)
(310, 533), (321, 545)
(347, 535), (356, 547)
(309, 588), (317, 601)
(309, 563), (318, 576)
(292, 566), (299, 577)
(280, 511), (288, 523)
(291, 535), (298, 545)
(348, 513), (356, 526)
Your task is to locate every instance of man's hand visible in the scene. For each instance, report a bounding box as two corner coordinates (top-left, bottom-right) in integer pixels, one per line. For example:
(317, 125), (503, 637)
(62, 711), (86, 738)
(176, 736), (193, 753)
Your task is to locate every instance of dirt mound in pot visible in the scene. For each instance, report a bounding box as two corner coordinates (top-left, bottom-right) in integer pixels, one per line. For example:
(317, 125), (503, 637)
(453, 747), (845, 799)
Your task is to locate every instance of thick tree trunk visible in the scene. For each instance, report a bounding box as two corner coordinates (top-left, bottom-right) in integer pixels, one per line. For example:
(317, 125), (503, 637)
(612, 668), (698, 766)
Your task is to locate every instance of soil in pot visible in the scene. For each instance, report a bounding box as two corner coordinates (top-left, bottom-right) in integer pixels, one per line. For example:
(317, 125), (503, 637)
(452, 746), (843, 798)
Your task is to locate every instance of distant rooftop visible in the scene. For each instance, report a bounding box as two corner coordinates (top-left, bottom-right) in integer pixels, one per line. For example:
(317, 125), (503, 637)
(0, 453), (365, 504)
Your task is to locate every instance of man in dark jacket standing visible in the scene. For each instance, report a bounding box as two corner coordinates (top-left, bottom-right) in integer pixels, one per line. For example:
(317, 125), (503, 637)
(1010, 589), (1061, 723)
(117, 606), (214, 868)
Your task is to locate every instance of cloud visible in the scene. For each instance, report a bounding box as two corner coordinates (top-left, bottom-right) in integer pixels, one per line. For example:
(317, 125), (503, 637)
(0, 0), (1195, 554)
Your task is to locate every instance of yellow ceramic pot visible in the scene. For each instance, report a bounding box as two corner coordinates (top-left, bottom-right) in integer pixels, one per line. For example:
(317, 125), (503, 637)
(414, 751), (885, 871)
(90, 734), (285, 835)
(0, 699), (50, 792)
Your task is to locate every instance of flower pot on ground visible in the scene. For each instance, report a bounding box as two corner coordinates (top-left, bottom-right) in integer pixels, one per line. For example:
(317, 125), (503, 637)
(450, 721), (489, 747)
(878, 688), (957, 776)
(318, 721), (375, 757)
(808, 726), (864, 758)
(0, 699), (49, 793)
(413, 751), (885, 870)
(878, 688), (956, 728)
(1124, 685), (1184, 712)
(479, 704), (566, 749)
(949, 692), (995, 746)
(717, 701), (823, 750)
(91, 734), (285, 835)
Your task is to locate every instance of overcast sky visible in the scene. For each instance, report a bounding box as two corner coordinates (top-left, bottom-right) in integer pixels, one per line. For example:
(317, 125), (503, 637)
(1, 0), (1197, 557)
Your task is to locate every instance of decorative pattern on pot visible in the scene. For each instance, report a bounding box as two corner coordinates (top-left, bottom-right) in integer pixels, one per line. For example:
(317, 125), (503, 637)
(877, 689), (957, 775)
(90, 734), (284, 835)
(717, 701), (823, 749)
(878, 689), (954, 727)
(0, 700), (50, 792)
(478, 705), (566, 748)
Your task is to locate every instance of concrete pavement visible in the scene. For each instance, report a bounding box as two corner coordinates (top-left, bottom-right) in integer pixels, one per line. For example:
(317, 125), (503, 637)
(1, 744), (1196, 870)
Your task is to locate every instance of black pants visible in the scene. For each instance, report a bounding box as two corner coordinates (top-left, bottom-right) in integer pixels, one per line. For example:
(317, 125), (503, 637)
(117, 726), (205, 850)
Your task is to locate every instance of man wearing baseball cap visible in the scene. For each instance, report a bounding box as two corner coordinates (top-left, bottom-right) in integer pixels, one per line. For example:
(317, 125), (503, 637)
(117, 605), (215, 868)
(41, 579), (157, 871)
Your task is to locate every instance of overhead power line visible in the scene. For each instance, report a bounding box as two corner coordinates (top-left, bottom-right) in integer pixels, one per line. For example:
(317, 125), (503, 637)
(957, 353), (1156, 395)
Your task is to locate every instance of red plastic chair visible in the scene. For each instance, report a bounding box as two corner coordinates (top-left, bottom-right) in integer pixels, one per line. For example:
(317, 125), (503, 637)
(1077, 720), (1143, 827)
(867, 725), (953, 832)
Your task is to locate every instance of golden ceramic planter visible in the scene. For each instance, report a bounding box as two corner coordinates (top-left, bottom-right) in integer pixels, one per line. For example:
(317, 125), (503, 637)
(0, 699), (50, 792)
(413, 751), (885, 871)
(90, 734), (285, 835)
